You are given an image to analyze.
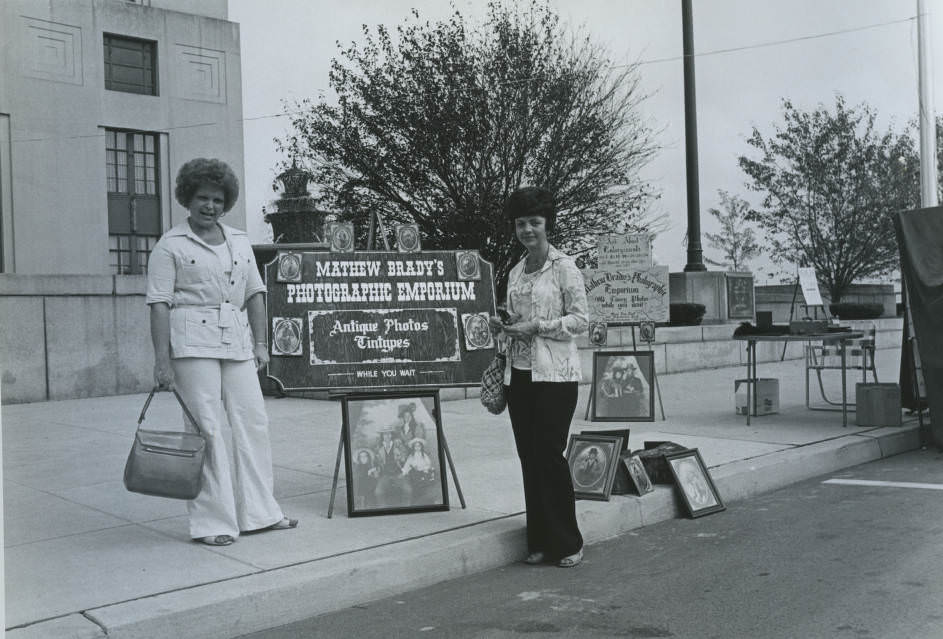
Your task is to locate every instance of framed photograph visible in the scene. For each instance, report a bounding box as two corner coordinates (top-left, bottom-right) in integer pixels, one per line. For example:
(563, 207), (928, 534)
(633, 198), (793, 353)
(271, 317), (304, 356)
(664, 449), (725, 518)
(726, 273), (755, 320)
(622, 455), (654, 496)
(588, 321), (607, 346)
(342, 391), (449, 517)
(455, 250), (481, 281)
(395, 224), (421, 253)
(461, 312), (494, 350)
(276, 252), (302, 282)
(591, 350), (655, 422)
(580, 428), (630, 453)
(329, 222), (355, 253)
(639, 321), (656, 344)
(565, 434), (623, 501)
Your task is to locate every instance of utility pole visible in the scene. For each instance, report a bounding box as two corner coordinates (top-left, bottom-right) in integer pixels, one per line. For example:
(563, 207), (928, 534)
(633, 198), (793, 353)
(682, 0), (706, 271)
(918, 0), (939, 207)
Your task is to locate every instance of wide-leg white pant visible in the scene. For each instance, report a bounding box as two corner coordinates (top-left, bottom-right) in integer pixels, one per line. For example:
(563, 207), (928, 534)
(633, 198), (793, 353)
(172, 358), (284, 539)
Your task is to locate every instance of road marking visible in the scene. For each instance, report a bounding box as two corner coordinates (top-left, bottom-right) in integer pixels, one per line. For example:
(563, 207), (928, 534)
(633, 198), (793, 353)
(823, 479), (943, 491)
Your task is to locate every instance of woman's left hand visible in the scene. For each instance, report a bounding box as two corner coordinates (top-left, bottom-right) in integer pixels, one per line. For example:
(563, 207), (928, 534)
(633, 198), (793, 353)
(253, 343), (270, 371)
(502, 320), (539, 338)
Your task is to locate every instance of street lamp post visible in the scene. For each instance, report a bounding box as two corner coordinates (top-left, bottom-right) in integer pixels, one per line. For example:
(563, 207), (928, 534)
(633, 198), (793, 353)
(682, 0), (706, 271)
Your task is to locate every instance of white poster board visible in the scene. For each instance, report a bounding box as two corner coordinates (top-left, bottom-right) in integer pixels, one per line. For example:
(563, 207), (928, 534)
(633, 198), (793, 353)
(583, 266), (670, 323)
(797, 267), (824, 307)
(597, 233), (651, 270)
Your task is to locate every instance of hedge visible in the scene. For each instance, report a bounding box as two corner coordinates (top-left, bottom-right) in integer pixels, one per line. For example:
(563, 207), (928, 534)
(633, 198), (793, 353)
(828, 302), (884, 320)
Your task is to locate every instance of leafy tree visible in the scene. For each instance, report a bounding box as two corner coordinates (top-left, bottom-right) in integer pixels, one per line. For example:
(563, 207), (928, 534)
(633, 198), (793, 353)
(703, 190), (760, 271)
(277, 1), (659, 292)
(738, 95), (920, 302)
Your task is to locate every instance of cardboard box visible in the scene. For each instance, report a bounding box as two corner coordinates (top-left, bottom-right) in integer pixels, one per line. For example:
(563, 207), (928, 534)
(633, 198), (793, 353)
(855, 383), (902, 427)
(735, 378), (779, 416)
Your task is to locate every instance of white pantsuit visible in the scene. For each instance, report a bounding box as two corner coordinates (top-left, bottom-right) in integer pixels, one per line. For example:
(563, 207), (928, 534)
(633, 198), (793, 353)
(146, 221), (285, 540)
(173, 358), (284, 539)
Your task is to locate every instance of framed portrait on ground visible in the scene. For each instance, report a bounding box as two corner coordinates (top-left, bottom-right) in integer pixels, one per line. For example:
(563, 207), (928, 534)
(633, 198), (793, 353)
(341, 391), (449, 517)
(664, 449), (725, 518)
(565, 434), (623, 501)
(622, 455), (654, 496)
(580, 428), (630, 452)
(592, 351), (655, 422)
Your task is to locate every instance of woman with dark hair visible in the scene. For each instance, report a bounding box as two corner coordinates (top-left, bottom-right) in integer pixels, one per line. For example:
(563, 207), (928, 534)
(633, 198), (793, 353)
(145, 158), (297, 546)
(489, 186), (588, 568)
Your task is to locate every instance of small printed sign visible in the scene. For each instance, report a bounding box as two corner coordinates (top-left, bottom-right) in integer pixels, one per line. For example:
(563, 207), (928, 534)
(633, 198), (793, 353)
(798, 267), (823, 307)
(597, 233), (652, 270)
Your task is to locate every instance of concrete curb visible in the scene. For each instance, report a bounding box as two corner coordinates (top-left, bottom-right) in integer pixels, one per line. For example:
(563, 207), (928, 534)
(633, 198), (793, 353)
(8, 424), (921, 639)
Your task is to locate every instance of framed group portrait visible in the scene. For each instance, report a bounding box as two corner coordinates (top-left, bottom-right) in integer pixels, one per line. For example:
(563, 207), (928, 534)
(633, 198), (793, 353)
(565, 434), (623, 501)
(664, 449), (725, 518)
(592, 351), (655, 422)
(341, 391), (449, 517)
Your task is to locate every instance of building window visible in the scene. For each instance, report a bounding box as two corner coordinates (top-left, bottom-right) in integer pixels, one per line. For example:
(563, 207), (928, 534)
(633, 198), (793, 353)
(103, 34), (157, 95)
(106, 129), (161, 274)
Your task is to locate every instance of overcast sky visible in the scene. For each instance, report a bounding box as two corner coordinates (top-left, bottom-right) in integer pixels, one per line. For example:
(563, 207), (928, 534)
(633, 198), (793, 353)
(228, 0), (942, 281)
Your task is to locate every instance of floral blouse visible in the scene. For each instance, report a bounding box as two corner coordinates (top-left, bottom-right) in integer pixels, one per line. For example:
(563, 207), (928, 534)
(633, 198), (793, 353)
(503, 244), (588, 384)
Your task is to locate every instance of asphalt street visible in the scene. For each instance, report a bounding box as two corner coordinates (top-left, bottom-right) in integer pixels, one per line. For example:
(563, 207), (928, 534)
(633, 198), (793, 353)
(240, 448), (943, 639)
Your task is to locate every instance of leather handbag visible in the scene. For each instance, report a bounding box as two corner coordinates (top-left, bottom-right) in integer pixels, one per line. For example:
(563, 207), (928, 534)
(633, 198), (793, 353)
(480, 351), (508, 415)
(124, 388), (206, 500)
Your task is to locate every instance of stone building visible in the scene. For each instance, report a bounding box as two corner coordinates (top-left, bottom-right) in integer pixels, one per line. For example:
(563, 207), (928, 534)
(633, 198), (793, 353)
(0, 0), (246, 403)
(0, 0), (245, 274)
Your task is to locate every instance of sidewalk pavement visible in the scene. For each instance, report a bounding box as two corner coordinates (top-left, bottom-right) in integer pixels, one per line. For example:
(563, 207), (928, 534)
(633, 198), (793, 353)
(3, 346), (921, 639)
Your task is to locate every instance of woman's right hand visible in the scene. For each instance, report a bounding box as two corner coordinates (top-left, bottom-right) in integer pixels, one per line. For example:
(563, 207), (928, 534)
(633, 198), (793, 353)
(154, 359), (175, 390)
(489, 316), (505, 335)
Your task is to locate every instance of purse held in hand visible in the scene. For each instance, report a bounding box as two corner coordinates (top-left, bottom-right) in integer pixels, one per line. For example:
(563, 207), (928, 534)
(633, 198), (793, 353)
(124, 387), (206, 500)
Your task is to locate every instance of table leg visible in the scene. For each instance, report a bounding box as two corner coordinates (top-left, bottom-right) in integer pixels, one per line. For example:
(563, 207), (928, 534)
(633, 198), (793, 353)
(841, 340), (848, 427)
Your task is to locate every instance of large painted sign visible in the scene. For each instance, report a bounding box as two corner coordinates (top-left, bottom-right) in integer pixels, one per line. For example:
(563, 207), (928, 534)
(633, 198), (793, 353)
(583, 265), (670, 323)
(265, 250), (496, 391)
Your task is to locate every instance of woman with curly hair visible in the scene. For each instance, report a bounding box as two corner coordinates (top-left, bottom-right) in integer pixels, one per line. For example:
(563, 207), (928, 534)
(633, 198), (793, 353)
(145, 158), (297, 546)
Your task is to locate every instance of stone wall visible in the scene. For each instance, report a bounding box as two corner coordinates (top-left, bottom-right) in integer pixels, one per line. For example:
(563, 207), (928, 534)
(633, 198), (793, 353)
(755, 283), (896, 322)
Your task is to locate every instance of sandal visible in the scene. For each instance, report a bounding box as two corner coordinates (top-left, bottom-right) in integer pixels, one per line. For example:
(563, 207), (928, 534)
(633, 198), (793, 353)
(557, 548), (583, 568)
(268, 517), (298, 530)
(196, 535), (234, 546)
(523, 552), (546, 565)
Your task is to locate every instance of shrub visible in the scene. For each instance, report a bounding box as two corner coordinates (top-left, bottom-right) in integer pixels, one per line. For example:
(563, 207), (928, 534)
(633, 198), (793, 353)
(669, 303), (706, 326)
(828, 302), (884, 320)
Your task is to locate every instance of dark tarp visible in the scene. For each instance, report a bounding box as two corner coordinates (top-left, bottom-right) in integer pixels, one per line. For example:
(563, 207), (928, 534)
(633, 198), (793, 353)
(895, 206), (943, 445)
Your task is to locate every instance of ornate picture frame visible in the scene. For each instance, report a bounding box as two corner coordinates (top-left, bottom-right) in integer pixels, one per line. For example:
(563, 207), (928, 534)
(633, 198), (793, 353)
(342, 391), (449, 517)
(565, 434), (623, 501)
(664, 449), (725, 518)
(591, 351), (656, 422)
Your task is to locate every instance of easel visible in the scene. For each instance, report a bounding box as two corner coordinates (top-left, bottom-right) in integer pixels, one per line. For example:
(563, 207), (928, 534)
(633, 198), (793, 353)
(781, 267), (829, 361)
(326, 391), (467, 518)
(584, 323), (666, 421)
(325, 211), (466, 517)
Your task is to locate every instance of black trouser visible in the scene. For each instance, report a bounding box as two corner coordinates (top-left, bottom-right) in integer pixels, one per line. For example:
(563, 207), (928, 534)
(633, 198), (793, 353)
(506, 368), (583, 559)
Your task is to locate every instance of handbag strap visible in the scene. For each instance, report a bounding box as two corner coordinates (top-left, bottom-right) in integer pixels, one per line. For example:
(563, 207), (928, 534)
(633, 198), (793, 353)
(137, 387), (203, 436)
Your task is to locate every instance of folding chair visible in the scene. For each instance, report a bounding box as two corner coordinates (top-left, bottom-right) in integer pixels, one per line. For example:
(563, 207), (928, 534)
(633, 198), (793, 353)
(805, 324), (878, 410)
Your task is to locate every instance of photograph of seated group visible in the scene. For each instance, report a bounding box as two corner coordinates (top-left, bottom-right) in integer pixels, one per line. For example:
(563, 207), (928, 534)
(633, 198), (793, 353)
(341, 391), (449, 517)
(592, 350), (656, 421)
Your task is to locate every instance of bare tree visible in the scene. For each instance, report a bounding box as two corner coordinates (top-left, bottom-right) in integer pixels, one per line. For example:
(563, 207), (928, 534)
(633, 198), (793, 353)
(739, 95), (920, 302)
(277, 1), (660, 292)
(703, 190), (760, 271)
